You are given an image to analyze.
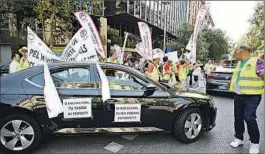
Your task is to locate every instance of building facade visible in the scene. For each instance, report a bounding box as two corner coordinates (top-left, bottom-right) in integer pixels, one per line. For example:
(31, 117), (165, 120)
(187, 0), (214, 27)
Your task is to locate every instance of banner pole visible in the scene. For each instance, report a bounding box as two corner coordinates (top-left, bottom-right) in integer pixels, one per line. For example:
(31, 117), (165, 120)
(121, 32), (129, 64)
(122, 32), (129, 53)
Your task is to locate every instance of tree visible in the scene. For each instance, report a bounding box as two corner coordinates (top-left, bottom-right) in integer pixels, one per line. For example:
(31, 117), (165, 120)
(34, 0), (76, 47)
(169, 22), (229, 61)
(0, 0), (37, 32)
(241, 2), (264, 54)
(197, 27), (229, 61)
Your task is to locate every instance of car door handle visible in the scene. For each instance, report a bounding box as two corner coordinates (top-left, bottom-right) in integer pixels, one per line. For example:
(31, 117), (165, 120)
(36, 98), (45, 102)
(104, 99), (117, 104)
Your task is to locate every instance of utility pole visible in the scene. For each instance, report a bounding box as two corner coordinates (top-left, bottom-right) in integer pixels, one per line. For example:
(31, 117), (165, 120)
(163, 3), (169, 52)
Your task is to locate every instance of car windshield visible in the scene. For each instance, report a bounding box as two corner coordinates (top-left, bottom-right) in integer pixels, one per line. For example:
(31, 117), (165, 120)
(222, 60), (237, 68)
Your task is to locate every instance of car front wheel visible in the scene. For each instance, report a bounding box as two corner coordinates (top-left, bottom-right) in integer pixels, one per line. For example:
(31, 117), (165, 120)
(0, 114), (42, 153)
(173, 108), (203, 143)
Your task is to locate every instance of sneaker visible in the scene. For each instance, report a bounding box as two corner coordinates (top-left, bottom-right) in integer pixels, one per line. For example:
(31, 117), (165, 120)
(230, 138), (244, 148)
(249, 143), (259, 154)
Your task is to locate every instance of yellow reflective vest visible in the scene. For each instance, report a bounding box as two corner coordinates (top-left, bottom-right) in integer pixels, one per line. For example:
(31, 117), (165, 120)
(178, 64), (187, 81)
(230, 57), (264, 95)
(149, 63), (159, 82)
(19, 57), (29, 71)
(107, 57), (118, 64)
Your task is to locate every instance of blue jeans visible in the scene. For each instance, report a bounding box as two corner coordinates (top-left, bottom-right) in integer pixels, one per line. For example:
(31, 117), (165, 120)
(234, 94), (261, 144)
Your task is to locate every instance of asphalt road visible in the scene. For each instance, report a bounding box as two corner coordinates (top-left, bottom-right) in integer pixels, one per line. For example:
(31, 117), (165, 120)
(33, 94), (264, 154)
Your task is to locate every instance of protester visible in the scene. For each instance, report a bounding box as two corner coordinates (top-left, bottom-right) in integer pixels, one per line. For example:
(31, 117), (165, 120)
(9, 53), (20, 74)
(178, 59), (188, 88)
(204, 60), (213, 78)
(147, 54), (160, 82)
(162, 56), (170, 82)
(189, 63), (207, 93)
(107, 51), (118, 64)
(175, 62), (180, 82)
(229, 44), (264, 154)
(19, 47), (29, 70)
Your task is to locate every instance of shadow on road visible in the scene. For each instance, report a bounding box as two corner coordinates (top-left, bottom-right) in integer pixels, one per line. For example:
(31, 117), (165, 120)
(207, 91), (235, 99)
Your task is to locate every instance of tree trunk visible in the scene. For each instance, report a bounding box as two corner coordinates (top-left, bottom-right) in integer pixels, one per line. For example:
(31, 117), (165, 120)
(49, 13), (55, 48)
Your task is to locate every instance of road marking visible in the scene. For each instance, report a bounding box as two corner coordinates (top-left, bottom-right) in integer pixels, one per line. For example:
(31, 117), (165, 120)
(104, 142), (124, 153)
(121, 135), (138, 141)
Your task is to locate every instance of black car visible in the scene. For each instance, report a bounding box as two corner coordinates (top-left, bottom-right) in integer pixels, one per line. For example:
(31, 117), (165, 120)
(0, 64), (9, 77)
(206, 60), (237, 93)
(0, 62), (217, 153)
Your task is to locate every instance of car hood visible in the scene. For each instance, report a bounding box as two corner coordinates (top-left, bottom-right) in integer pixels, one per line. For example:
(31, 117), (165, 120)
(162, 83), (211, 100)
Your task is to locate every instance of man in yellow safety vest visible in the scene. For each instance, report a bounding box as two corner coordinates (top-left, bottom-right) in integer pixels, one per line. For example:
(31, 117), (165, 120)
(229, 44), (264, 154)
(9, 53), (20, 74)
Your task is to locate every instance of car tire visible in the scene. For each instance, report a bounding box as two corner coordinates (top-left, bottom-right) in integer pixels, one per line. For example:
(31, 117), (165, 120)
(0, 114), (42, 154)
(173, 108), (203, 143)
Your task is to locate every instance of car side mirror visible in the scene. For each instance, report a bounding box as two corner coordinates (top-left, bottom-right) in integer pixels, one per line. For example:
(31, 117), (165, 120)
(145, 84), (158, 92)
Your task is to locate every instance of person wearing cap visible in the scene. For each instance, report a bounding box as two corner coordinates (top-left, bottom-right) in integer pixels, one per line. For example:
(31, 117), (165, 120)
(147, 54), (160, 82)
(107, 51), (118, 64)
(229, 44), (264, 154)
(19, 47), (29, 70)
(9, 53), (20, 74)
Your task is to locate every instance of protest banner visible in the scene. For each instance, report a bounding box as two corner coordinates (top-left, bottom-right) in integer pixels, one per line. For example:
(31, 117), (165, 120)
(74, 11), (106, 58)
(60, 27), (98, 62)
(27, 27), (61, 67)
(135, 42), (152, 61)
(63, 98), (92, 119)
(43, 63), (64, 118)
(114, 104), (141, 122)
(186, 4), (209, 63)
(138, 22), (153, 60)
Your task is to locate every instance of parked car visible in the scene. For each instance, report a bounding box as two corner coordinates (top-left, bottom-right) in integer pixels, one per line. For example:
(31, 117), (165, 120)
(0, 62), (217, 153)
(206, 60), (237, 93)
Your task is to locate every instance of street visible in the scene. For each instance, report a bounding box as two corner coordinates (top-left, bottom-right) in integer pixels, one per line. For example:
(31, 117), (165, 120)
(33, 94), (264, 153)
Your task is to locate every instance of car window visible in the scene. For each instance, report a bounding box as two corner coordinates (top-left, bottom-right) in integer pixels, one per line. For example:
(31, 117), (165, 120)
(28, 67), (94, 88)
(98, 69), (149, 90)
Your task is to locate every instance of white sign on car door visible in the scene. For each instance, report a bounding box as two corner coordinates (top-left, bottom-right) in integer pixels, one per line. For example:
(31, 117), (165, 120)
(114, 104), (141, 122)
(63, 98), (92, 119)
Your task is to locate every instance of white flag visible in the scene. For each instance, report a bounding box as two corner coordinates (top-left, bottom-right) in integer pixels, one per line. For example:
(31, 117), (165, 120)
(43, 63), (63, 118)
(137, 22), (153, 60)
(74, 11), (106, 58)
(27, 27), (61, 67)
(96, 62), (110, 102)
(114, 44), (123, 64)
(60, 27), (98, 62)
(135, 42), (152, 61)
(153, 48), (164, 64)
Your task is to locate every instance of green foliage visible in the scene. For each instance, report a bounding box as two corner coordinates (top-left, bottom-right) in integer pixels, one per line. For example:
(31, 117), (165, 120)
(168, 23), (193, 51)
(0, 0), (37, 30)
(173, 22), (229, 61)
(241, 2), (264, 54)
(199, 28), (229, 61)
(34, 0), (76, 46)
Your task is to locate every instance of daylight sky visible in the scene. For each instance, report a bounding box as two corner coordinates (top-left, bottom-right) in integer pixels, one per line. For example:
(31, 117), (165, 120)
(209, 1), (258, 42)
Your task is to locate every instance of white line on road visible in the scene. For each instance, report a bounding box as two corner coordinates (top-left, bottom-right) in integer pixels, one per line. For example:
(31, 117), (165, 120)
(104, 142), (124, 153)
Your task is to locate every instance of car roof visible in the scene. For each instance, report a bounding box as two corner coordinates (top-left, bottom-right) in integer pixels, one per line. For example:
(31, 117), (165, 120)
(1, 62), (139, 79)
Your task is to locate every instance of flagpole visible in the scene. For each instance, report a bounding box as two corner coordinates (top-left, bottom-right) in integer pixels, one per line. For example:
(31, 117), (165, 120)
(121, 32), (129, 63)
